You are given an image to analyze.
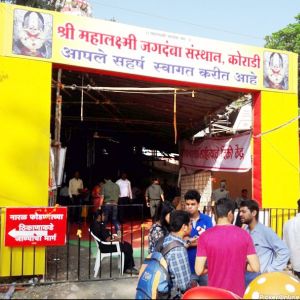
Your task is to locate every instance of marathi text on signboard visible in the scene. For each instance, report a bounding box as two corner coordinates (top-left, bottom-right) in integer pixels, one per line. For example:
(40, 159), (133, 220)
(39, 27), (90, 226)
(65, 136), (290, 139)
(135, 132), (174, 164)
(5, 207), (67, 247)
(0, 4), (296, 93)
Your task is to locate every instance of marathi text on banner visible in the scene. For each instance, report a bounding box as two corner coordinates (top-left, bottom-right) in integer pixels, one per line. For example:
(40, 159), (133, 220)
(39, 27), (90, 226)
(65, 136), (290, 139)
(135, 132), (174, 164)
(181, 133), (251, 172)
(1, 3), (295, 93)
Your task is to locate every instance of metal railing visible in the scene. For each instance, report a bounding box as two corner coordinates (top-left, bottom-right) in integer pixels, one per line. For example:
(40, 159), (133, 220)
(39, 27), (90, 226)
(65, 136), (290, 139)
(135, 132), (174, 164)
(0, 205), (297, 285)
(0, 204), (146, 285)
(259, 208), (297, 239)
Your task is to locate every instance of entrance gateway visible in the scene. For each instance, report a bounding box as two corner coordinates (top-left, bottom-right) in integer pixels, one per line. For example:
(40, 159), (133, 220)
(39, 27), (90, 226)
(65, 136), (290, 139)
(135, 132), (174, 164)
(0, 3), (298, 277)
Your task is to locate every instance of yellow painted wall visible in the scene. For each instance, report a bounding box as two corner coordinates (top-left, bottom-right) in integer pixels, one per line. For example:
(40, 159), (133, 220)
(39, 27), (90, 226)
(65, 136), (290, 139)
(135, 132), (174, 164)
(0, 6), (4, 56)
(0, 2), (298, 276)
(0, 56), (52, 276)
(260, 91), (299, 209)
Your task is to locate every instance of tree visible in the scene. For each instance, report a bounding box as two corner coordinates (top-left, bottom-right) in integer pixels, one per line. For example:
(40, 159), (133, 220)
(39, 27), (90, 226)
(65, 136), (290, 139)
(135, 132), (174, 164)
(264, 13), (300, 97)
(265, 14), (300, 53)
(16, 0), (53, 9)
(0, 0), (57, 10)
(0, 0), (92, 16)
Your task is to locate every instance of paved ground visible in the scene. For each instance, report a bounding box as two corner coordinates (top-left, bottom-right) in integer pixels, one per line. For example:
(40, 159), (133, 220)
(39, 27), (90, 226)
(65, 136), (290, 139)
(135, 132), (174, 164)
(0, 277), (139, 299)
(0, 228), (144, 299)
(1, 267), (297, 299)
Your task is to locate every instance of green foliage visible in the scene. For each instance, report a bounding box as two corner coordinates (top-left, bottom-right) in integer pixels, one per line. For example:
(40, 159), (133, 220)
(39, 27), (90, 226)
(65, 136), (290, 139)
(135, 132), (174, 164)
(264, 14), (300, 53)
(265, 14), (300, 100)
(0, 0), (56, 10)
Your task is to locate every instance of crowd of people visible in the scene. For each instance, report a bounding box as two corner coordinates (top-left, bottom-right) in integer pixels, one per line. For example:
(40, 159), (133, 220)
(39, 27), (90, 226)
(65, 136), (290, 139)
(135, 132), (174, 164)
(59, 170), (144, 225)
(59, 173), (299, 298)
(59, 171), (177, 224)
(147, 183), (298, 299)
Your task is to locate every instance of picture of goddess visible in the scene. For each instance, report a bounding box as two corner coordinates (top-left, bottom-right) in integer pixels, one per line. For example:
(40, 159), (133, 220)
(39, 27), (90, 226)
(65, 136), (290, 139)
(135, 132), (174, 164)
(263, 51), (288, 90)
(12, 9), (53, 59)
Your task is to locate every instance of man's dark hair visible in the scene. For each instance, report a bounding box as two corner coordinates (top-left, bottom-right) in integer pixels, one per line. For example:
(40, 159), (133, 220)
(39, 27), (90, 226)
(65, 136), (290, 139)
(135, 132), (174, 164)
(297, 199), (300, 213)
(94, 208), (103, 220)
(160, 201), (175, 229)
(240, 199), (260, 220)
(152, 201), (175, 232)
(241, 189), (248, 193)
(104, 173), (112, 180)
(169, 210), (190, 232)
(184, 189), (201, 203)
(215, 198), (235, 219)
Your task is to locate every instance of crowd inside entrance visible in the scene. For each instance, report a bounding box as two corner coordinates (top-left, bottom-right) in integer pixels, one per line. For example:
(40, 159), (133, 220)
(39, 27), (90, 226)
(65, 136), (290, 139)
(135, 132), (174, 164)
(55, 167), (299, 298)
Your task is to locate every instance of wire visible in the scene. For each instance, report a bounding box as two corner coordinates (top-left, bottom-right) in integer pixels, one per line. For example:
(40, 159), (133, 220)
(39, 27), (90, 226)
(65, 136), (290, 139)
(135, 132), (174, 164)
(253, 115), (300, 138)
(93, 87), (177, 91)
(252, 115), (300, 175)
(59, 82), (299, 141)
(98, 90), (192, 95)
(90, 1), (262, 41)
(263, 138), (300, 173)
(63, 85), (176, 91)
(61, 84), (194, 95)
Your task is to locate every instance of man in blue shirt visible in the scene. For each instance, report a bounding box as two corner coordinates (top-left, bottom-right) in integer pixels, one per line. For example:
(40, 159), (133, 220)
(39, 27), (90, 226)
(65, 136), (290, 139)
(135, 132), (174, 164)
(239, 199), (290, 287)
(184, 189), (213, 285)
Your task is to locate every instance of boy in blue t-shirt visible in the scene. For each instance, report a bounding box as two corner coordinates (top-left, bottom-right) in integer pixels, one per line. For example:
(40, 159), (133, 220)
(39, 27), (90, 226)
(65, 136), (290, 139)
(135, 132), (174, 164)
(184, 189), (213, 285)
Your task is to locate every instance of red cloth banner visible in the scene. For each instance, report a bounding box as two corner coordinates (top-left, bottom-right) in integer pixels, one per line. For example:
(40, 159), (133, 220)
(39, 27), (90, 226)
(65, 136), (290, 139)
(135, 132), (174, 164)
(181, 132), (251, 172)
(5, 207), (67, 247)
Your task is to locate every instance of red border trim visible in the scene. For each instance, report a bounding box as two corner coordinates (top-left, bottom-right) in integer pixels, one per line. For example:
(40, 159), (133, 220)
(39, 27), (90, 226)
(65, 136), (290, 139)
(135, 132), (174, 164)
(252, 92), (262, 207)
(53, 63), (262, 203)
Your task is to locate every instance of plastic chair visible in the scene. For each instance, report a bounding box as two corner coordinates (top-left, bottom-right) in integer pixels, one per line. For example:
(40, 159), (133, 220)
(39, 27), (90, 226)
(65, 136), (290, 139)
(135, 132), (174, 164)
(89, 229), (125, 277)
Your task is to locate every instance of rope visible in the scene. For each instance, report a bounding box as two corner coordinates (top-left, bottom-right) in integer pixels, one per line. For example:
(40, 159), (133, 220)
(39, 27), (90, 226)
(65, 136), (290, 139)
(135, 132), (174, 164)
(61, 84), (194, 95)
(59, 82), (300, 140)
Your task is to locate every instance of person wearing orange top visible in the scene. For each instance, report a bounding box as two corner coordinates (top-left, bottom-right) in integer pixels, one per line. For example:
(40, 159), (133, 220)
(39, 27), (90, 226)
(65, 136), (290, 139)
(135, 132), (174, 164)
(91, 180), (104, 214)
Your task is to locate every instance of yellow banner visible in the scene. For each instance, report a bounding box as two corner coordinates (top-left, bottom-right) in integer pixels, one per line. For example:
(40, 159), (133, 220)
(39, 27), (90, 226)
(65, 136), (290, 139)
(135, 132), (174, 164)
(0, 3), (298, 93)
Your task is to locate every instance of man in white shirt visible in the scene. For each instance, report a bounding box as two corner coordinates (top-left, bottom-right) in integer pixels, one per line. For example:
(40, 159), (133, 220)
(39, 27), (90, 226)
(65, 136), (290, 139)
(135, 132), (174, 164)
(115, 172), (132, 223)
(211, 179), (230, 204)
(283, 199), (300, 279)
(68, 171), (84, 224)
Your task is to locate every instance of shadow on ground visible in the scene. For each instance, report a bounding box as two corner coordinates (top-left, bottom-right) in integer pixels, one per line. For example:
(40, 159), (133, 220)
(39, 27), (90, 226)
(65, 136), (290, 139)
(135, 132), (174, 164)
(0, 243), (141, 299)
(6, 277), (139, 299)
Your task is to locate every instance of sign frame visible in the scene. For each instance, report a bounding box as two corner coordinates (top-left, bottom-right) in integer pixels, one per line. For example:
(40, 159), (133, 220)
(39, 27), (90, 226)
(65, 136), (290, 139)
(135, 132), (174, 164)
(5, 207), (67, 247)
